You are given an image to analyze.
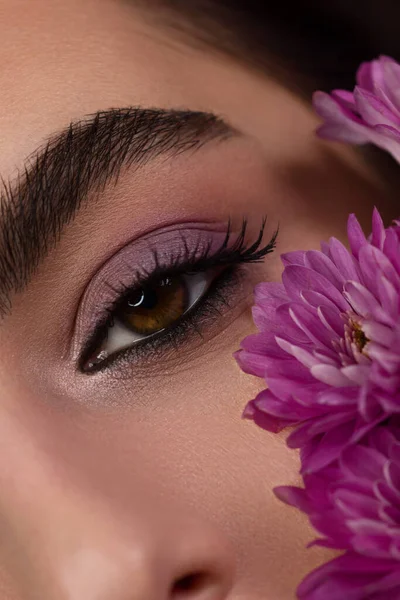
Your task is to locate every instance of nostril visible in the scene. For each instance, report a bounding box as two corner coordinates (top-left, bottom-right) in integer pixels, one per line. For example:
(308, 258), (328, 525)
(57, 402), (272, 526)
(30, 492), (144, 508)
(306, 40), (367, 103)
(171, 571), (215, 598)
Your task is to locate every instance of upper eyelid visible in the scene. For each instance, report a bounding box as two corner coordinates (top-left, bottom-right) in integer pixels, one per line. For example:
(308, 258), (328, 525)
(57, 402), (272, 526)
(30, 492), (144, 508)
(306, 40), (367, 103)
(72, 224), (234, 358)
(76, 240), (235, 364)
(98, 232), (235, 320)
(73, 219), (276, 362)
(82, 259), (212, 356)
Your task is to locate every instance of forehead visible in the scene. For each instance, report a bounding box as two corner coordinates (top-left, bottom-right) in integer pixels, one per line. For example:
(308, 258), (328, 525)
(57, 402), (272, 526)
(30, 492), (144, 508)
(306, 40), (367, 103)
(0, 0), (223, 177)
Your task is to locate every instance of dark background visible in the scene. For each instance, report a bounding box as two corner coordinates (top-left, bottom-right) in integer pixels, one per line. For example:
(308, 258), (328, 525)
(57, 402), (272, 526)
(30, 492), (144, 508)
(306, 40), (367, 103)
(155, 0), (400, 180)
(161, 0), (400, 95)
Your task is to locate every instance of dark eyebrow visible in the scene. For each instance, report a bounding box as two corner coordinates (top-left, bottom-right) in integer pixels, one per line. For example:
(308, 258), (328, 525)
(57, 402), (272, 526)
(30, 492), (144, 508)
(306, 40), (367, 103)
(0, 107), (236, 316)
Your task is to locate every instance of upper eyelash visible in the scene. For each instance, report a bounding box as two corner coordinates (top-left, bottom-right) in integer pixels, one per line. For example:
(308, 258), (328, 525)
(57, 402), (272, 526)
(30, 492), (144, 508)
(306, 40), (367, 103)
(107, 216), (276, 315)
(78, 217), (278, 370)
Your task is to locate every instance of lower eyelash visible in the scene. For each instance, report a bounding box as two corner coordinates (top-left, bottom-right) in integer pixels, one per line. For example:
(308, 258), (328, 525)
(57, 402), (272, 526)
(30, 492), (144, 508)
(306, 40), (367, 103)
(81, 266), (242, 374)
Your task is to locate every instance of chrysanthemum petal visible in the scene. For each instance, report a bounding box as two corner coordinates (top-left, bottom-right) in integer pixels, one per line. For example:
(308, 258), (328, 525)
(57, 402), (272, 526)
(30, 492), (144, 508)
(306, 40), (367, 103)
(283, 265), (349, 310)
(273, 485), (311, 512)
(313, 91), (371, 144)
(289, 303), (339, 349)
(305, 250), (345, 289)
(281, 250), (307, 266)
(317, 305), (345, 337)
(371, 206), (387, 250)
(343, 280), (380, 317)
(327, 237), (362, 281)
(347, 214), (368, 258)
(235, 199), (400, 597)
(354, 87), (400, 127)
(310, 364), (354, 387)
(356, 60), (376, 91)
(312, 56), (400, 165)
(341, 365), (370, 386)
(297, 553), (397, 600)
(237, 54), (400, 598)
(254, 280), (288, 303)
(359, 244), (400, 293)
(362, 322), (394, 346)
(376, 276), (399, 320)
(275, 337), (320, 368)
(243, 399), (290, 433)
(300, 290), (341, 312)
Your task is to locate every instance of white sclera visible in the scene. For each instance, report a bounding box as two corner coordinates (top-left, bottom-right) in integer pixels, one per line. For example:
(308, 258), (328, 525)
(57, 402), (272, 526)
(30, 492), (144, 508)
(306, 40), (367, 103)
(95, 271), (212, 359)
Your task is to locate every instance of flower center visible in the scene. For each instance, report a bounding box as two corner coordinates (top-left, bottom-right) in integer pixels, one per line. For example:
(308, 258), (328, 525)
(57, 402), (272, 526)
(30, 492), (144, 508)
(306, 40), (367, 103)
(336, 315), (371, 367)
(351, 321), (368, 352)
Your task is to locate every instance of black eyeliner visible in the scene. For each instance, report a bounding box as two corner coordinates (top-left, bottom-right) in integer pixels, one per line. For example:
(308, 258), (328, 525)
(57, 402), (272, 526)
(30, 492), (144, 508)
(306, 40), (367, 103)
(79, 217), (277, 373)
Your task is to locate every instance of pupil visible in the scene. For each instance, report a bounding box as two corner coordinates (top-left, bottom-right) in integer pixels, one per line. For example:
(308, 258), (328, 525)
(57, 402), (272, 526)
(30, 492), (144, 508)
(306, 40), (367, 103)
(127, 289), (145, 308)
(140, 287), (158, 310)
(127, 279), (173, 311)
(121, 277), (187, 335)
(127, 287), (159, 310)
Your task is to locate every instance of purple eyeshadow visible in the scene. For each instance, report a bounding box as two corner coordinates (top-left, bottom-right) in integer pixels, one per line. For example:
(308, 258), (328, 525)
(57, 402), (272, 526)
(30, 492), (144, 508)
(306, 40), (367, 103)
(73, 222), (231, 357)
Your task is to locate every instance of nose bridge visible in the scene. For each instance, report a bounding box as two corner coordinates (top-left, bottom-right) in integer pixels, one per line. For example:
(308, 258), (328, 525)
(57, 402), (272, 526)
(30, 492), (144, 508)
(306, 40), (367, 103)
(0, 401), (234, 600)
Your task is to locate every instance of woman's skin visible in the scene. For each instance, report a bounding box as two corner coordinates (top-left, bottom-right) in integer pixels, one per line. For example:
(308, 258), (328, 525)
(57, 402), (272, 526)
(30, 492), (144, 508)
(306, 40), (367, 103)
(0, 1), (396, 599)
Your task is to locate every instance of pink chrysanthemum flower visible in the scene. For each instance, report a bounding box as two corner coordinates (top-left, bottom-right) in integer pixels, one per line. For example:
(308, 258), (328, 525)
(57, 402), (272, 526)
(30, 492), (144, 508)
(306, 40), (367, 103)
(235, 209), (400, 473)
(275, 423), (400, 600)
(313, 55), (400, 163)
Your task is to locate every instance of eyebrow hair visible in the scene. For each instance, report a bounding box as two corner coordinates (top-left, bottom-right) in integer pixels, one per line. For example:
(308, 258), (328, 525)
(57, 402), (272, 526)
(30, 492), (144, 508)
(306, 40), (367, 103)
(0, 107), (235, 316)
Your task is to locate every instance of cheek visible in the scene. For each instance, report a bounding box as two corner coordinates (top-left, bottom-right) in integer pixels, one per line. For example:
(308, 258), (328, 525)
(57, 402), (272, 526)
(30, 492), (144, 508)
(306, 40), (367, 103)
(0, 282), (336, 600)
(100, 347), (334, 598)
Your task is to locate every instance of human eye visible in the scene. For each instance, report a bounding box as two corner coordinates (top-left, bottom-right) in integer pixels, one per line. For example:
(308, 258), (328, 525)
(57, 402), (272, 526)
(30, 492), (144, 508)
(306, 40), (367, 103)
(75, 218), (277, 374)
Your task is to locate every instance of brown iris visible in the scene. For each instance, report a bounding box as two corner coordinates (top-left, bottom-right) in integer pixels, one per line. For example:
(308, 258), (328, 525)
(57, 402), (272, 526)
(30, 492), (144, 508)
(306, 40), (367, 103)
(118, 276), (188, 335)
